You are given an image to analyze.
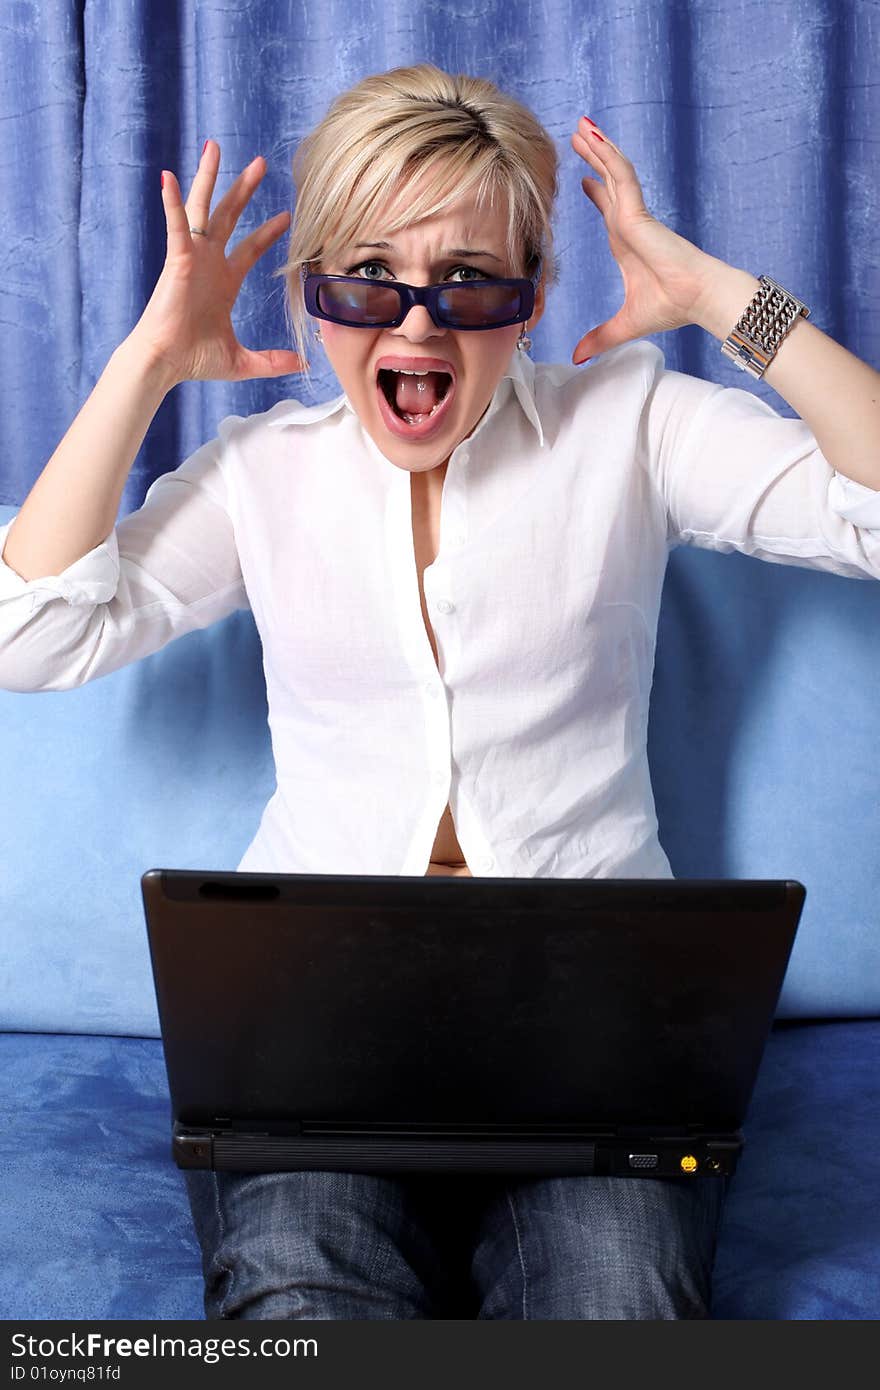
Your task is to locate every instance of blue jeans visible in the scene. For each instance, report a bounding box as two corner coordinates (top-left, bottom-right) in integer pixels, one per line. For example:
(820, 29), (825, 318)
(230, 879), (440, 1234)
(185, 1168), (725, 1319)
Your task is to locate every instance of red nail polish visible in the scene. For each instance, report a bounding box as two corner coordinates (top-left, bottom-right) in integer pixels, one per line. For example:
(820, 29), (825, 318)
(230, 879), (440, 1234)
(583, 116), (597, 126)
(160, 172), (165, 189)
(591, 130), (605, 142)
(202, 139), (209, 156)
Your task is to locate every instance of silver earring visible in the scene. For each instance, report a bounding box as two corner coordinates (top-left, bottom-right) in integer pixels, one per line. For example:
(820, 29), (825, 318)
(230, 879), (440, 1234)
(516, 327), (531, 353)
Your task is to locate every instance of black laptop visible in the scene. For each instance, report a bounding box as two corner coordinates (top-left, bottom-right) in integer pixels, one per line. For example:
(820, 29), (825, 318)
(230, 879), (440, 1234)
(141, 869), (805, 1180)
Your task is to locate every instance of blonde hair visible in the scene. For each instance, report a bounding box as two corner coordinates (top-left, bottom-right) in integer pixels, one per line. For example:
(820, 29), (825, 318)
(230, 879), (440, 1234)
(274, 63), (560, 385)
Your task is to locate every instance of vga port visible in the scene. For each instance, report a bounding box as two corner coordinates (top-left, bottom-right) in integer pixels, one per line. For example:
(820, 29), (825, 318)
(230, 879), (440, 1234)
(628, 1153), (659, 1170)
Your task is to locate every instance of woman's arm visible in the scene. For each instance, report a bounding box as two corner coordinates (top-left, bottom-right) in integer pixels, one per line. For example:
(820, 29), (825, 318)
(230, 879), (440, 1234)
(2, 142), (302, 583)
(691, 263), (880, 490)
(0, 434), (251, 693)
(569, 117), (880, 490)
(1, 337), (176, 580)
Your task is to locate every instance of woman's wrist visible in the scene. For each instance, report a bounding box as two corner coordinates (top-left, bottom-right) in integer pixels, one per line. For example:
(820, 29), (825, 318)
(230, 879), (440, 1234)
(690, 258), (762, 342)
(114, 329), (184, 399)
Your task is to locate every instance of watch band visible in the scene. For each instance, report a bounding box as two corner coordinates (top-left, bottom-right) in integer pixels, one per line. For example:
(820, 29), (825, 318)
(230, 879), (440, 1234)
(720, 275), (810, 379)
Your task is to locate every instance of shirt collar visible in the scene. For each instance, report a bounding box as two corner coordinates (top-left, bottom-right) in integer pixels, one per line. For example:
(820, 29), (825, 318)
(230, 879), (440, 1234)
(265, 346), (544, 447)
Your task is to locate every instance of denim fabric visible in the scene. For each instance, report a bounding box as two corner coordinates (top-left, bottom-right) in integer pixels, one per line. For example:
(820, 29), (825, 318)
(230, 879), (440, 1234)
(185, 1168), (725, 1320)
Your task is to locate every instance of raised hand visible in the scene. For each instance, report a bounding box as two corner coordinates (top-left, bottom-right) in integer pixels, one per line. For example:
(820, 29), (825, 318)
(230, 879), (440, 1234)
(569, 116), (719, 364)
(132, 141), (305, 385)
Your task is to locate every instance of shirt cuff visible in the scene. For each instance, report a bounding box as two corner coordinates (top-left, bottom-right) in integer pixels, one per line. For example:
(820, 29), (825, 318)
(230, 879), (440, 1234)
(0, 519), (120, 606)
(827, 473), (880, 531)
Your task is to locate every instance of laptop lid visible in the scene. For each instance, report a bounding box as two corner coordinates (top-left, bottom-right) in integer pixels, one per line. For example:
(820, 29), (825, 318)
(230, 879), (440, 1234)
(141, 871), (805, 1177)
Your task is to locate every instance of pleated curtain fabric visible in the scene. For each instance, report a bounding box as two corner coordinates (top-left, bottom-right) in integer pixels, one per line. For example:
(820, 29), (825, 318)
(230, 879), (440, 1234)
(0, 0), (877, 512)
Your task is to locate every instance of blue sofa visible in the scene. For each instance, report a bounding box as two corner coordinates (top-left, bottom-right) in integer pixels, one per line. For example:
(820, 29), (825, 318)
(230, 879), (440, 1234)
(1, 499), (878, 1321)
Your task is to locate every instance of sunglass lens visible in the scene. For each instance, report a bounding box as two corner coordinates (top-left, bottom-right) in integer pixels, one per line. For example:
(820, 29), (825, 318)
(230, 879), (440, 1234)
(316, 281), (402, 325)
(438, 283), (523, 327)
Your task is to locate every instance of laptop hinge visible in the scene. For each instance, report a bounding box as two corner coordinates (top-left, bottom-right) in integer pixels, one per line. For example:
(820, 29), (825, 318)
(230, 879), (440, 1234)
(613, 1123), (707, 1139)
(300, 1121), (617, 1139)
(173, 1130), (214, 1168)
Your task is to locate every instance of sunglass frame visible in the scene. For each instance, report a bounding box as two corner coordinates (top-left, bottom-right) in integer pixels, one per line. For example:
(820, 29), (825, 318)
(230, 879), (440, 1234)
(301, 263), (541, 331)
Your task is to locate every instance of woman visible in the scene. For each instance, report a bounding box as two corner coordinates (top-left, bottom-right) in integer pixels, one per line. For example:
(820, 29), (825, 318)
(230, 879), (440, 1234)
(1, 64), (878, 1320)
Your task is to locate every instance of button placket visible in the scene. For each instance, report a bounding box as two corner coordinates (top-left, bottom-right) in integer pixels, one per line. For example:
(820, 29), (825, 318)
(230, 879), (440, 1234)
(446, 784), (499, 878)
(438, 442), (468, 559)
(421, 546), (458, 633)
(424, 707), (450, 829)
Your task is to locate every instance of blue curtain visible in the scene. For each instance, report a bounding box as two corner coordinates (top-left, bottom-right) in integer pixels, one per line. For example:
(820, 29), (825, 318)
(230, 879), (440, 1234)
(1, 0), (877, 514)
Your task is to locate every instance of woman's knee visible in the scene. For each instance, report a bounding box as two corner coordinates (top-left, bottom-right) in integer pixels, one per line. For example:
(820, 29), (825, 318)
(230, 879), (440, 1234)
(471, 1174), (726, 1320)
(184, 1168), (465, 1320)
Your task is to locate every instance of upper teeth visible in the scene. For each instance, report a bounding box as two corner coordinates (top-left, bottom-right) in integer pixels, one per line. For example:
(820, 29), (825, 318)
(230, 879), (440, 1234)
(391, 368), (430, 376)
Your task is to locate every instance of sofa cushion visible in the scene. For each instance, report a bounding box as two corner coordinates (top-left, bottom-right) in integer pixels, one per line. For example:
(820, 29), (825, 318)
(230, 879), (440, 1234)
(649, 544), (880, 1019)
(0, 1032), (202, 1319)
(711, 1017), (880, 1318)
(1, 1022), (877, 1320)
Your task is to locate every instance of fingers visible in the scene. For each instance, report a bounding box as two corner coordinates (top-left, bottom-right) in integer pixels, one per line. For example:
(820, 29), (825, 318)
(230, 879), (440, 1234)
(160, 169), (195, 259)
(580, 175), (612, 221)
(227, 209), (292, 281)
(572, 118), (615, 187)
(183, 139), (220, 232)
(161, 142), (290, 295)
(169, 141), (268, 248)
(236, 346), (309, 380)
(572, 307), (632, 366)
(161, 142), (221, 257)
(571, 118), (648, 217)
(575, 116), (625, 161)
(161, 144), (283, 263)
(208, 154), (268, 246)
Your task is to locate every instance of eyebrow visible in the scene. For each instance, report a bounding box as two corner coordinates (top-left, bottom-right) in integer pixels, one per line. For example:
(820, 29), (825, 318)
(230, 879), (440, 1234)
(351, 241), (503, 263)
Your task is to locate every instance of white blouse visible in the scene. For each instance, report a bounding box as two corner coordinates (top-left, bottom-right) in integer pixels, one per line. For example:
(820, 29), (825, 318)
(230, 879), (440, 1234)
(1, 342), (878, 879)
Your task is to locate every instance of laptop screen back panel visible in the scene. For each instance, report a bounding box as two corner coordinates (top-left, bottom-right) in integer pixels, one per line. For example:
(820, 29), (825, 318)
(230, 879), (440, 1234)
(143, 873), (803, 1142)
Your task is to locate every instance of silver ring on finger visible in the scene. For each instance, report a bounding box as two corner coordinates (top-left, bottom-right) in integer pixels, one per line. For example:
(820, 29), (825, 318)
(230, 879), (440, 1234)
(189, 225), (207, 236)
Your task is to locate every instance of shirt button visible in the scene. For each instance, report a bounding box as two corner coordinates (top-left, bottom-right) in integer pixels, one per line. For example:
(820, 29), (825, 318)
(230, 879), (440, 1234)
(436, 599), (455, 614)
(426, 683), (441, 698)
(432, 770), (446, 786)
(453, 532), (466, 547)
(479, 857), (494, 872)
(458, 450), (470, 466)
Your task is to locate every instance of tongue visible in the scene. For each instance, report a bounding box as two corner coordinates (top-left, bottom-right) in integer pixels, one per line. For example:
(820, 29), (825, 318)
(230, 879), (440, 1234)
(394, 370), (447, 414)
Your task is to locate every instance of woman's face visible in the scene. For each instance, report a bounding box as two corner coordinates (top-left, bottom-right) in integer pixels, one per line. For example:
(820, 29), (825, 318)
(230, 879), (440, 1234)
(317, 184), (544, 476)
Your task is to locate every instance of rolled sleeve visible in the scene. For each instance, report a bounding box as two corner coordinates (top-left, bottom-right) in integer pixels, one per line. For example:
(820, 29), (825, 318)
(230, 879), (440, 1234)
(827, 473), (880, 532)
(639, 350), (880, 582)
(0, 523), (120, 611)
(0, 423), (250, 693)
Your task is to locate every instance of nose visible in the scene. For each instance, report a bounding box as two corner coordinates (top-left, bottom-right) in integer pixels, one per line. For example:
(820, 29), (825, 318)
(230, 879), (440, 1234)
(393, 303), (446, 342)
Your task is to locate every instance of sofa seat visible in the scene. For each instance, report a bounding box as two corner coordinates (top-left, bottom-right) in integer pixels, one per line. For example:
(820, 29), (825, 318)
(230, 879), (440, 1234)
(2, 1020), (877, 1321)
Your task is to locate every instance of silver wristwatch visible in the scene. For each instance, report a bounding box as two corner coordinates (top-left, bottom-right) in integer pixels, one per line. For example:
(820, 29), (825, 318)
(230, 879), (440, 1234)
(720, 275), (810, 379)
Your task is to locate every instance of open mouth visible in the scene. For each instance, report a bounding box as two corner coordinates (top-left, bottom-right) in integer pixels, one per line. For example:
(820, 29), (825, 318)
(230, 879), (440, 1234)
(376, 367), (456, 439)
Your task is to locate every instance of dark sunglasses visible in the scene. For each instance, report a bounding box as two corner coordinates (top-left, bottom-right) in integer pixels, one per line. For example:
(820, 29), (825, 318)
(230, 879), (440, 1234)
(301, 261), (541, 331)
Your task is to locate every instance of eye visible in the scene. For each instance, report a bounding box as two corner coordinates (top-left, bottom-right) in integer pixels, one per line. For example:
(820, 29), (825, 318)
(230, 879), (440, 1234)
(448, 265), (488, 282)
(343, 260), (489, 282)
(345, 260), (390, 280)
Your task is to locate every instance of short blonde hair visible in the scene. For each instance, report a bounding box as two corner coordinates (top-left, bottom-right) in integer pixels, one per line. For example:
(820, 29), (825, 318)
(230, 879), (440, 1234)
(274, 63), (560, 384)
